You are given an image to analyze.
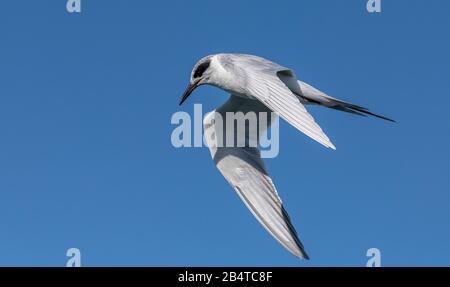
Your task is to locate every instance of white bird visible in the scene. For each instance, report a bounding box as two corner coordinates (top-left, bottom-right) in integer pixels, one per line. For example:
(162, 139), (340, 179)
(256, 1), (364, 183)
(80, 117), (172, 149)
(179, 53), (394, 259)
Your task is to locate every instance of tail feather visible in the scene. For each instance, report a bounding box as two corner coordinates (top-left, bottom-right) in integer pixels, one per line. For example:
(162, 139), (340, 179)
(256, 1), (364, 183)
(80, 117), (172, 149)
(344, 105), (396, 122)
(330, 105), (368, 117)
(297, 81), (395, 123)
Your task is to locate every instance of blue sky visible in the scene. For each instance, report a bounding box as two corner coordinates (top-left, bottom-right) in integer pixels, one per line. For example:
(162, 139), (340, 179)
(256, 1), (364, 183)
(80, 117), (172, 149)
(0, 0), (449, 266)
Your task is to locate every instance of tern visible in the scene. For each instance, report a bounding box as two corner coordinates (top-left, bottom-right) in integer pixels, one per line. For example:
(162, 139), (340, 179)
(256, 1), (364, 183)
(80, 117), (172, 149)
(179, 53), (394, 259)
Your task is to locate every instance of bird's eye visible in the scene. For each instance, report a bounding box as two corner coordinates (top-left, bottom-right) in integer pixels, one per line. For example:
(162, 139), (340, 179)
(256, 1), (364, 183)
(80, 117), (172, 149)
(193, 60), (211, 79)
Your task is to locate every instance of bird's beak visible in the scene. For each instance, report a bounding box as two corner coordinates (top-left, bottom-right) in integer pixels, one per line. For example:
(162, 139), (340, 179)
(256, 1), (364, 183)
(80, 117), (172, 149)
(179, 79), (201, 106)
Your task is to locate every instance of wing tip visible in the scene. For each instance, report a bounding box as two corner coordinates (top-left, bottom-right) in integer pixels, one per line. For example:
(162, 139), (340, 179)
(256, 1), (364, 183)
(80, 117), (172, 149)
(291, 248), (310, 260)
(302, 254), (311, 260)
(323, 140), (336, 150)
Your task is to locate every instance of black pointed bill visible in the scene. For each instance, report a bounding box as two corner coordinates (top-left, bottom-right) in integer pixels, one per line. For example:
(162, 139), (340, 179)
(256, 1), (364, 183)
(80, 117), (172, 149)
(179, 79), (201, 105)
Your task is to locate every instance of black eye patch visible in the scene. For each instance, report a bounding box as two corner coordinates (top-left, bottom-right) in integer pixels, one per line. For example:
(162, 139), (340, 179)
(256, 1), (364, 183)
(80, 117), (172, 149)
(193, 60), (211, 78)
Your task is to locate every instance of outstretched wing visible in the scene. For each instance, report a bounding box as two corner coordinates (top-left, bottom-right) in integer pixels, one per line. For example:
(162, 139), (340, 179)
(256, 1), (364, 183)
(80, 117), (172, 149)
(203, 95), (309, 259)
(219, 54), (336, 150)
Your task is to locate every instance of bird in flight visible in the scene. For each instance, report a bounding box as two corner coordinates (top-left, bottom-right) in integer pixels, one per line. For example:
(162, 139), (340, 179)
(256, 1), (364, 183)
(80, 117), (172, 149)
(179, 53), (394, 259)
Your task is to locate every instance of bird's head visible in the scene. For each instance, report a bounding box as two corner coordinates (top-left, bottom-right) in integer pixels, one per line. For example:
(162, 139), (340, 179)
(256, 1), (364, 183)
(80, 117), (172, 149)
(179, 55), (215, 105)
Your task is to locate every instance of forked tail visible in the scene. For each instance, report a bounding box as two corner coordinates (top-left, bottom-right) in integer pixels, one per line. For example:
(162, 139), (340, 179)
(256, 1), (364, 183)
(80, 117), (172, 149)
(297, 81), (396, 123)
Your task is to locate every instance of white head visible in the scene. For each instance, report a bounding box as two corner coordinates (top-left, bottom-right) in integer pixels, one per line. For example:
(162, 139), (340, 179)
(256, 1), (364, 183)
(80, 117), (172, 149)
(179, 55), (216, 105)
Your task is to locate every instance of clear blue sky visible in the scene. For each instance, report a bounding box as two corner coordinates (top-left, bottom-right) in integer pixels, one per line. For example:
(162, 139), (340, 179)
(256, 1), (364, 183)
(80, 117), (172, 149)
(0, 0), (449, 266)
